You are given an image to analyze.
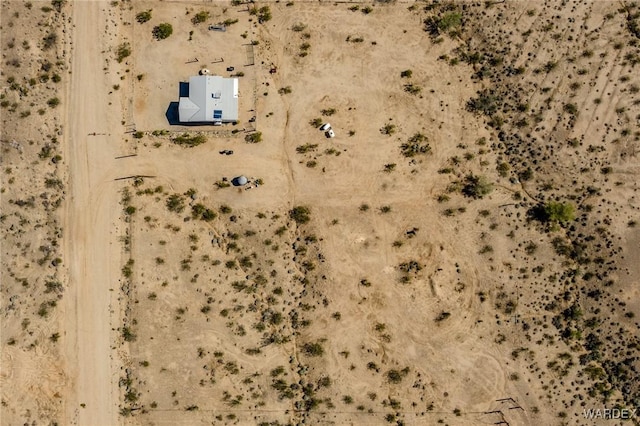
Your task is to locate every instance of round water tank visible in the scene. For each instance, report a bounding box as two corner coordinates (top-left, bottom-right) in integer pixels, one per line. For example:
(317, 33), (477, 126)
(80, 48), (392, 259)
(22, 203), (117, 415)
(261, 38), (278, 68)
(233, 175), (248, 186)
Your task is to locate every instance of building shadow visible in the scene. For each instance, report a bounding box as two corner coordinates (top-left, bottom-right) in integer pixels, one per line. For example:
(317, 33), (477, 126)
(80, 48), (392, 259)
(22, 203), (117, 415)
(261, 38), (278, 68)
(179, 81), (189, 97)
(165, 102), (180, 125)
(165, 82), (190, 125)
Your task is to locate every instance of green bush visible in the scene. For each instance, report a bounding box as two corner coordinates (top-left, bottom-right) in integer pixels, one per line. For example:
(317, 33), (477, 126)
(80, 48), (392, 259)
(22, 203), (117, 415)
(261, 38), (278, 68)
(291, 23), (307, 32)
(166, 194), (185, 213)
(191, 11), (209, 25)
(153, 23), (173, 40)
(47, 97), (60, 108)
(461, 174), (493, 199)
(289, 206), (311, 225)
(43, 32), (57, 50)
(302, 342), (324, 356)
(136, 10), (152, 24)
(172, 133), (206, 147)
(249, 5), (272, 23)
(438, 12), (461, 31)
(544, 202), (575, 222)
(310, 118), (322, 127)
(116, 42), (131, 63)
(245, 132), (262, 143)
(400, 69), (412, 78)
(400, 133), (430, 157)
(380, 123), (396, 135)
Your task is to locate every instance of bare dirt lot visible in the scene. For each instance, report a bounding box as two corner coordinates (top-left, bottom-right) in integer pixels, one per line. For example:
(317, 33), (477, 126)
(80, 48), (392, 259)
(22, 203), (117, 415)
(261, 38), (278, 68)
(2, 1), (639, 426)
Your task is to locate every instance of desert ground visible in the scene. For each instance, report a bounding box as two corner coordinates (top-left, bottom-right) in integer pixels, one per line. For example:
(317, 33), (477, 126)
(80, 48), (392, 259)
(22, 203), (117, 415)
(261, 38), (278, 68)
(1, 1), (639, 426)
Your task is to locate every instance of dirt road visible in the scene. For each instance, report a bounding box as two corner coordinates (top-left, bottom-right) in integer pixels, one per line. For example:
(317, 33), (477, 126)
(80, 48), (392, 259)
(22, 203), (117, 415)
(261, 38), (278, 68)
(62, 2), (122, 425)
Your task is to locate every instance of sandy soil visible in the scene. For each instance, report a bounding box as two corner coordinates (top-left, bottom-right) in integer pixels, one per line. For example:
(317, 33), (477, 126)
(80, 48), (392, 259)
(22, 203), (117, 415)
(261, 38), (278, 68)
(3, 1), (639, 426)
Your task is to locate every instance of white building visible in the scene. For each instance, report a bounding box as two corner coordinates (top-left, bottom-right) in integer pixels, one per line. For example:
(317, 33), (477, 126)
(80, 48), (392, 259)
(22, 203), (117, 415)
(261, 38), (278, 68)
(178, 75), (238, 124)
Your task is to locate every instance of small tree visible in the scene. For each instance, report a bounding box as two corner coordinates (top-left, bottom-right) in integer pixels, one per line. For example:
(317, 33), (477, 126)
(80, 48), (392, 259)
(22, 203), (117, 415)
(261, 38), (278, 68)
(529, 201), (575, 224)
(544, 202), (575, 222)
(153, 23), (173, 40)
(462, 174), (493, 199)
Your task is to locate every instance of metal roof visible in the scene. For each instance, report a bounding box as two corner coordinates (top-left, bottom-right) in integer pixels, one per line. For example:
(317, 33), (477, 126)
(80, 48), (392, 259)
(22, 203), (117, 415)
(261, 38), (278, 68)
(178, 76), (238, 123)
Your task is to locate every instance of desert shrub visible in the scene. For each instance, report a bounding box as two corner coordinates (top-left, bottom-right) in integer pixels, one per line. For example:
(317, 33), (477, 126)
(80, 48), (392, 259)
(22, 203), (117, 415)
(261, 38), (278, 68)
(386, 368), (408, 384)
(380, 123), (396, 135)
(51, 0), (65, 13)
(563, 103), (578, 115)
(122, 326), (136, 342)
(289, 206), (311, 225)
(191, 11), (209, 24)
(467, 89), (499, 116)
(400, 69), (412, 78)
(310, 118), (322, 127)
(497, 162), (509, 177)
(172, 133), (206, 147)
(136, 10), (152, 23)
(153, 23), (173, 40)
(291, 23), (306, 32)
(42, 32), (57, 50)
(544, 202), (575, 222)
(296, 143), (318, 154)
(400, 133), (430, 157)
(404, 84), (422, 95)
(249, 5), (272, 23)
(278, 86), (292, 95)
(435, 311), (450, 322)
(166, 194), (185, 213)
(245, 132), (262, 143)
(302, 342), (324, 356)
(321, 108), (336, 116)
(116, 42), (131, 63)
(438, 12), (462, 31)
(192, 204), (216, 221)
(461, 174), (493, 199)
(47, 97), (60, 108)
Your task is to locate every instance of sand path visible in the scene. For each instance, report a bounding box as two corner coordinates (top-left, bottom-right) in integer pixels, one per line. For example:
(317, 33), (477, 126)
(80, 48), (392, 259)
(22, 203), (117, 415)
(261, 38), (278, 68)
(62, 2), (122, 425)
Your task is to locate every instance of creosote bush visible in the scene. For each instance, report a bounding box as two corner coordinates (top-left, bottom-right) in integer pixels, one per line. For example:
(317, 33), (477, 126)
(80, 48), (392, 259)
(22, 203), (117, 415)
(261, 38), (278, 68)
(153, 23), (173, 40)
(136, 10), (152, 23)
(289, 206), (311, 225)
(172, 133), (206, 147)
(461, 174), (493, 199)
(245, 132), (262, 143)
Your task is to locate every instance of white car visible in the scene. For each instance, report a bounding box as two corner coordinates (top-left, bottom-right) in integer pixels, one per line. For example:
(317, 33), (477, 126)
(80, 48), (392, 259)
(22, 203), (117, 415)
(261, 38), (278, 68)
(320, 123), (331, 131)
(326, 129), (335, 138)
